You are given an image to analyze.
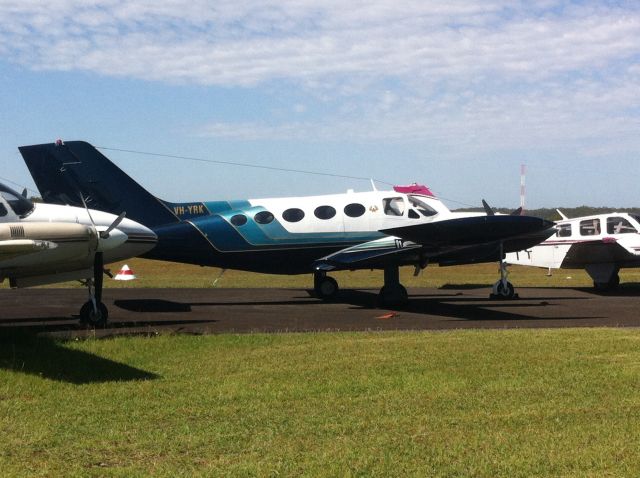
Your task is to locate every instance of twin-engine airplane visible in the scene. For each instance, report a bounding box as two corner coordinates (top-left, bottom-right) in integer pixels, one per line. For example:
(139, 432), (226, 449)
(507, 211), (640, 290)
(0, 181), (157, 325)
(19, 141), (555, 306)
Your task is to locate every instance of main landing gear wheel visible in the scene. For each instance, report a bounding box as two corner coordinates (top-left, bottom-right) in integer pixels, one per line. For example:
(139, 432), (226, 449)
(492, 280), (515, 299)
(378, 266), (409, 307)
(378, 284), (408, 307)
(79, 301), (108, 327)
(79, 250), (110, 327)
(314, 273), (339, 300)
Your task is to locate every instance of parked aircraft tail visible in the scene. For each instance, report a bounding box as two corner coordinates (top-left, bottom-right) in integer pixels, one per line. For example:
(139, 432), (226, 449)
(19, 141), (179, 228)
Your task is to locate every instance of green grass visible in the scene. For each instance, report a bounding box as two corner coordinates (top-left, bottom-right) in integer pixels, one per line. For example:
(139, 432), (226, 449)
(6, 257), (640, 290)
(2, 329), (640, 476)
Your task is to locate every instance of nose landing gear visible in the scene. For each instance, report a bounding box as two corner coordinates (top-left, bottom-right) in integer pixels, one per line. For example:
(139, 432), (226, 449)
(491, 243), (518, 300)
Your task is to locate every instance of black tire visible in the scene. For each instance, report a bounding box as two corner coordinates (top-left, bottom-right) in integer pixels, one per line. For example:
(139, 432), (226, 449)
(315, 276), (339, 300)
(79, 301), (109, 327)
(495, 281), (515, 299)
(378, 284), (408, 307)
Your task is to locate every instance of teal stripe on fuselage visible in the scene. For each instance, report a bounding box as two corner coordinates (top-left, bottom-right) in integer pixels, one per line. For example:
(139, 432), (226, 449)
(202, 200), (252, 214)
(166, 199), (384, 251)
(222, 206), (382, 245)
(189, 204), (383, 251)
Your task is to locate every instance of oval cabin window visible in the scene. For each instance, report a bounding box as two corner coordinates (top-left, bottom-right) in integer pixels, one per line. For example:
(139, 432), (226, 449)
(344, 203), (366, 218)
(254, 211), (275, 224)
(230, 214), (247, 226)
(314, 205), (336, 220)
(282, 208), (305, 223)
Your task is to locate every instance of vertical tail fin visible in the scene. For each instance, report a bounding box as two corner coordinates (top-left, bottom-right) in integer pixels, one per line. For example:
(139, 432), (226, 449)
(19, 141), (179, 227)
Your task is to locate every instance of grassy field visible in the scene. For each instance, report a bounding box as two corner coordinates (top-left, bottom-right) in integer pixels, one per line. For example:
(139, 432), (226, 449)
(4, 257), (640, 290)
(3, 262), (640, 476)
(2, 328), (640, 476)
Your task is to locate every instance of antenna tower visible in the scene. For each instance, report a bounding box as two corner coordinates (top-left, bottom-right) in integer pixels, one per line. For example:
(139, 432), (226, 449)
(520, 164), (526, 214)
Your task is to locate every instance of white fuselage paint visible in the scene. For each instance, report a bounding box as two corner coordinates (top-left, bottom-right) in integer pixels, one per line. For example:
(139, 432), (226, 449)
(506, 212), (640, 270)
(245, 190), (485, 235)
(0, 201), (156, 285)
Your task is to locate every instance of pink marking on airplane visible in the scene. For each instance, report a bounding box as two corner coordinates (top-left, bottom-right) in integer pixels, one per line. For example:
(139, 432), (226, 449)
(393, 184), (436, 197)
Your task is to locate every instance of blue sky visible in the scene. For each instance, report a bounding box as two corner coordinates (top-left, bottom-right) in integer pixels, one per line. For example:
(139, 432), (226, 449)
(1, 1), (639, 208)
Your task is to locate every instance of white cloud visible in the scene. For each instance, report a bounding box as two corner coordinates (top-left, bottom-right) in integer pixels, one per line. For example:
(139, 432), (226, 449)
(2, 1), (638, 85)
(1, 1), (639, 151)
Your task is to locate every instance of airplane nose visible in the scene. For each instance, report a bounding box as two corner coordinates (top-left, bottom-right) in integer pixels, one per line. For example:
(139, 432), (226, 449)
(97, 228), (128, 252)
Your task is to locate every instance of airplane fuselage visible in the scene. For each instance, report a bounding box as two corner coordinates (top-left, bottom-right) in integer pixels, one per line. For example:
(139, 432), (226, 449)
(18, 140), (556, 303)
(0, 201), (157, 286)
(148, 186), (485, 274)
(506, 212), (640, 287)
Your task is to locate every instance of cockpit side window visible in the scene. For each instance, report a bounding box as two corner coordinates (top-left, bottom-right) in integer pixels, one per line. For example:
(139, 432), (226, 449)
(579, 219), (601, 236)
(383, 197), (405, 216)
(557, 224), (572, 237)
(0, 202), (7, 217)
(0, 184), (34, 217)
(408, 195), (437, 217)
(607, 216), (637, 234)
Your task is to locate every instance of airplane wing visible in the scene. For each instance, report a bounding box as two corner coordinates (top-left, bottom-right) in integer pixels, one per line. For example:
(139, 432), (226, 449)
(313, 236), (423, 271)
(315, 215), (555, 271)
(561, 237), (640, 268)
(381, 215), (551, 247)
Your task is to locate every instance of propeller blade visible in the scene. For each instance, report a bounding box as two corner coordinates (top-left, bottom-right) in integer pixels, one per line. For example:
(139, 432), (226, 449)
(78, 192), (96, 229)
(100, 211), (126, 239)
(481, 199), (495, 216)
(510, 207), (523, 216)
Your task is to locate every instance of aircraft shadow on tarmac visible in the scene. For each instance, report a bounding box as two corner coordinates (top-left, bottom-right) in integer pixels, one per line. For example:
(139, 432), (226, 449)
(0, 331), (159, 384)
(109, 289), (604, 323)
(309, 289), (604, 323)
(575, 284), (640, 297)
(115, 299), (193, 313)
(115, 297), (322, 310)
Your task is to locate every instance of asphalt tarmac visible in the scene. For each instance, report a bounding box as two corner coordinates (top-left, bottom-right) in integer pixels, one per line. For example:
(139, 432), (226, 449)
(1, 286), (639, 338)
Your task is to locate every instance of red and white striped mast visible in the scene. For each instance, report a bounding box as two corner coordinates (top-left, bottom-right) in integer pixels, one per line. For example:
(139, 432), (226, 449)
(519, 164), (526, 215)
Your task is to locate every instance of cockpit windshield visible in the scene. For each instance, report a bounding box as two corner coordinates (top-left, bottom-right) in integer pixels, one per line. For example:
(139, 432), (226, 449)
(408, 195), (438, 217)
(606, 216), (638, 234)
(0, 183), (34, 217)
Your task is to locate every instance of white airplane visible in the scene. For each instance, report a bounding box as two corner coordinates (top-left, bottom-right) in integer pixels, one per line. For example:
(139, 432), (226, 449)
(0, 181), (157, 324)
(20, 140), (556, 304)
(506, 211), (640, 290)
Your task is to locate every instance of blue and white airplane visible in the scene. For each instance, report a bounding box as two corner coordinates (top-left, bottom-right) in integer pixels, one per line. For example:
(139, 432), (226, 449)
(19, 140), (555, 305)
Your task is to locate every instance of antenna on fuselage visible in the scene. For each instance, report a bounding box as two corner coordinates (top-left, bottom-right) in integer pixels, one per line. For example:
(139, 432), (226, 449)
(556, 209), (569, 220)
(370, 179), (378, 191)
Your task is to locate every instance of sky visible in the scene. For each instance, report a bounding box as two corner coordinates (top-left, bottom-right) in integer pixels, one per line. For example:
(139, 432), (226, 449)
(1, 1), (639, 209)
